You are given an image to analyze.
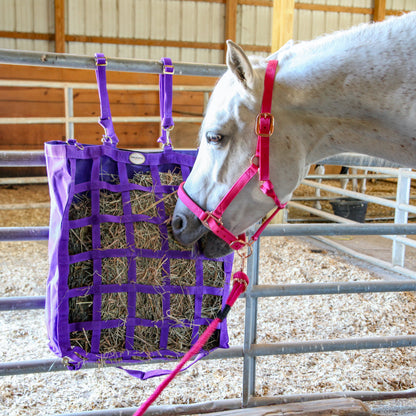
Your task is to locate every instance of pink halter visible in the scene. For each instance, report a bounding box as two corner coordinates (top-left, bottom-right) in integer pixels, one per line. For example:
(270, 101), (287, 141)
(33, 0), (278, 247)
(178, 60), (286, 253)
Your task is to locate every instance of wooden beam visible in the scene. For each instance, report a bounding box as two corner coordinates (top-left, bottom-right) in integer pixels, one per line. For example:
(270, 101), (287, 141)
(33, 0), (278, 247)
(239, 0), (273, 5)
(225, 0), (238, 60)
(295, 2), (373, 15)
(0, 31), (53, 41)
(225, 0), (238, 41)
(54, 0), (65, 53)
(271, 0), (295, 52)
(65, 35), (225, 50)
(373, 0), (386, 21)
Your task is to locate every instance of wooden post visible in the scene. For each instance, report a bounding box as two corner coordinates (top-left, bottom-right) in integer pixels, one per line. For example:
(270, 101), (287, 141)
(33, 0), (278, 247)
(54, 0), (65, 53)
(271, 0), (295, 53)
(224, 0), (238, 60)
(373, 0), (386, 22)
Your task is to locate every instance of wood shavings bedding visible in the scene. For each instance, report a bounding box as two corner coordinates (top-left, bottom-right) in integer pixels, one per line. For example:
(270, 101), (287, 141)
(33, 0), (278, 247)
(1, 184), (416, 415)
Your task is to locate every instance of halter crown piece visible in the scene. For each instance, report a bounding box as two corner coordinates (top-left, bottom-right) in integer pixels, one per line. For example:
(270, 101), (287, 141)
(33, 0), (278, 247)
(178, 59), (286, 254)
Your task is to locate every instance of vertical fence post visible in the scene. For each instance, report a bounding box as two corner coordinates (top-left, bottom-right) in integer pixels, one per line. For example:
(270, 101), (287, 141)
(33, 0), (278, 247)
(64, 86), (74, 139)
(242, 236), (260, 406)
(392, 168), (411, 267)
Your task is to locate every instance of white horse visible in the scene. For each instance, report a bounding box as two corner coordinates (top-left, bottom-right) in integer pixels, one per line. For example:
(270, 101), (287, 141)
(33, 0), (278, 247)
(173, 13), (416, 258)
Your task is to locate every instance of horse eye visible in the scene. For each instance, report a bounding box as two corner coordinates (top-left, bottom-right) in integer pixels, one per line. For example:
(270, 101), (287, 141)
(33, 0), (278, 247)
(206, 132), (223, 144)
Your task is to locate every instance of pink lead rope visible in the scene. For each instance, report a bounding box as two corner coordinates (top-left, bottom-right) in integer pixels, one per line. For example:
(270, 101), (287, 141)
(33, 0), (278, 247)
(133, 60), (282, 415)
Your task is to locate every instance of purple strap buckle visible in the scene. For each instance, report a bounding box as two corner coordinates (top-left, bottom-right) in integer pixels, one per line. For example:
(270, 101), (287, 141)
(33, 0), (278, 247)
(94, 53), (119, 147)
(158, 58), (175, 148)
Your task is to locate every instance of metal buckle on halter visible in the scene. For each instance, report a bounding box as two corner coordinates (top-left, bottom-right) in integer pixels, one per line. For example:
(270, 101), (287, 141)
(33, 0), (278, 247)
(255, 112), (274, 137)
(201, 211), (223, 229)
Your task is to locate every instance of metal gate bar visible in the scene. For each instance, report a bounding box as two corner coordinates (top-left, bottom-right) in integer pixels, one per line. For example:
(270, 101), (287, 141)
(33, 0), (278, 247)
(0, 49), (227, 77)
(4, 223), (416, 242)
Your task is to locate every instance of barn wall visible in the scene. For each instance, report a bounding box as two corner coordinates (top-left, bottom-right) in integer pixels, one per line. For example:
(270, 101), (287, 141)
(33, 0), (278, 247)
(0, 64), (216, 150)
(1, 0), (414, 64)
(0, 0), (274, 63)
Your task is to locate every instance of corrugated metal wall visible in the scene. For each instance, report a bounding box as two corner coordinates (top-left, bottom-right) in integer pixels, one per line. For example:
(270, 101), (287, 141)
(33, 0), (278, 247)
(294, 0), (372, 41)
(0, 0), (415, 63)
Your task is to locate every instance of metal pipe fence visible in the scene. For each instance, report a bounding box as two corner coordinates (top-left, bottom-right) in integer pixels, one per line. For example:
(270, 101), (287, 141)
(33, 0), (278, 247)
(293, 165), (416, 271)
(1, 49), (416, 415)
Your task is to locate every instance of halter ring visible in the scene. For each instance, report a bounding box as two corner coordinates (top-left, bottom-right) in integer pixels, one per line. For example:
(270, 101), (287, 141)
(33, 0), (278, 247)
(231, 240), (253, 259)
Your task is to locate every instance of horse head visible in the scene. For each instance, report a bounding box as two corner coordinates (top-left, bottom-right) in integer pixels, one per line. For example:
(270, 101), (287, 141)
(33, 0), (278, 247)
(172, 41), (309, 258)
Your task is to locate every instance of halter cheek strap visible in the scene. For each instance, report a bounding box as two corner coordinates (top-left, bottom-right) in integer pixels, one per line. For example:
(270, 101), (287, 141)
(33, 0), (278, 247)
(178, 59), (286, 252)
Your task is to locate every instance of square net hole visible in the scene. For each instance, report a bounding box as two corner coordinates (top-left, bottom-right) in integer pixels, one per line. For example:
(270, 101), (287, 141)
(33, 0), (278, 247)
(100, 222), (127, 250)
(136, 292), (164, 321)
(101, 292), (128, 321)
(203, 261), (225, 287)
(129, 190), (158, 217)
(101, 257), (129, 285)
(134, 325), (161, 353)
(159, 168), (183, 186)
(136, 257), (166, 285)
(69, 192), (91, 220)
(99, 190), (124, 216)
(69, 226), (93, 255)
(68, 294), (93, 323)
(133, 222), (161, 251)
(201, 294), (222, 319)
(70, 329), (93, 353)
(69, 260), (94, 289)
(167, 326), (193, 353)
(169, 294), (195, 322)
(169, 259), (196, 286)
(129, 171), (153, 187)
(99, 326), (126, 354)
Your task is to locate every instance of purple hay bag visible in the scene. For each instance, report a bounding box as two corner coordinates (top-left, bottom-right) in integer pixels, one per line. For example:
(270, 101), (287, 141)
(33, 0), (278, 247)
(44, 55), (233, 378)
(44, 141), (234, 376)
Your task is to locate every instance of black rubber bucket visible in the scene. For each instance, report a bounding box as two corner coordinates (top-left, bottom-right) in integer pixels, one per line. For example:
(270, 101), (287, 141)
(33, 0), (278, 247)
(329, 197), (368, 223)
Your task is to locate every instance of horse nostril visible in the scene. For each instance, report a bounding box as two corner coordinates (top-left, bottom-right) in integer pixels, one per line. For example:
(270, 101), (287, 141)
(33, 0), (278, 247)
(172, 214), (186, 233)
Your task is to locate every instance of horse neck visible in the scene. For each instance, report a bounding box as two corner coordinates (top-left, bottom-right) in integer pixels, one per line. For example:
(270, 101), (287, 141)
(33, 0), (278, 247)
(273, 15), (416, 167)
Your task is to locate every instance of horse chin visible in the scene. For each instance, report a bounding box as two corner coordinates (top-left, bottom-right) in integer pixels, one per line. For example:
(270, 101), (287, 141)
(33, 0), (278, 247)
(199, 232), (233, 258)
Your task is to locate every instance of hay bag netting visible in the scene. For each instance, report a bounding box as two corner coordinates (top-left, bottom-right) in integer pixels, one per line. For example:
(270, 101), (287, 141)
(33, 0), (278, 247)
(44, 55), (233, 377)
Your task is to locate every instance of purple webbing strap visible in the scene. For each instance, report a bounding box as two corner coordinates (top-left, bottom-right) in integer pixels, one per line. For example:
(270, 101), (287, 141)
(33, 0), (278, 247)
(94, 53), (119, 147)
(158, 57), (175, 147)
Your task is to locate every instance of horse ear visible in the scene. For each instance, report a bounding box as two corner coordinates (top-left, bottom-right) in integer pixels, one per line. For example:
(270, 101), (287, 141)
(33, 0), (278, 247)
(226, 40), (254, 90)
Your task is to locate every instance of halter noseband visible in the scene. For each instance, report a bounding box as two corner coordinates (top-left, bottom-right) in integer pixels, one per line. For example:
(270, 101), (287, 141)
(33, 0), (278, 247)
(178, 60), (286, 253)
